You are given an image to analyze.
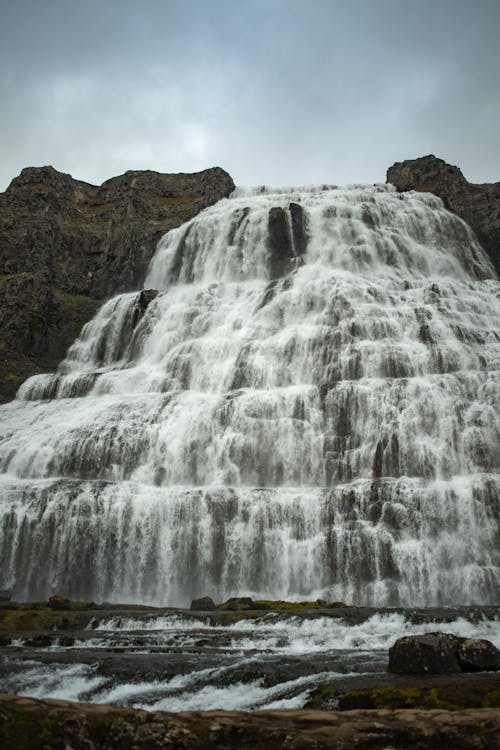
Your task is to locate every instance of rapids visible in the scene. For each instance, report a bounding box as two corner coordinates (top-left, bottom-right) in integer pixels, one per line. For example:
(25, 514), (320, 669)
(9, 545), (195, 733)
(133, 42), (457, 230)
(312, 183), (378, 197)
(0, 183), (499, 606)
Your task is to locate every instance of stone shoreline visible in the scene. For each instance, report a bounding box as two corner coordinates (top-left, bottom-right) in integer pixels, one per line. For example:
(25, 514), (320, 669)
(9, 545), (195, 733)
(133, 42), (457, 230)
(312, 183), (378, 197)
(1, 694), (499, 749)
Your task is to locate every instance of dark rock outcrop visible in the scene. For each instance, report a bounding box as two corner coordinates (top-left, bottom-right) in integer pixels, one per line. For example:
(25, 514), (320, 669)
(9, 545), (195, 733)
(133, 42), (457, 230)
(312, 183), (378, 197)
(0, 165), (234, 402)
(389, 632), (500, 675)
(387, 155), (500, 275)
(47, 595), (71, 612)
(190, 596), (216, 611)
(1, 695), (500, 750)
(267, 203), (307, 279)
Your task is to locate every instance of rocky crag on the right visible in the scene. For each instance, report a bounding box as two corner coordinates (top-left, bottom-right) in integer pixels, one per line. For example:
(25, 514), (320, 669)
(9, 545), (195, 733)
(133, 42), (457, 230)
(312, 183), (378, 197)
(0, 165), (234, 403)
(387, 154), (500, 275)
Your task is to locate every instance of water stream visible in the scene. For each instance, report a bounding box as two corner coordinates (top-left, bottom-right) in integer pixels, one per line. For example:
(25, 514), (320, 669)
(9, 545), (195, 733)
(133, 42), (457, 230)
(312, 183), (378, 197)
(0, 183), (498, 606)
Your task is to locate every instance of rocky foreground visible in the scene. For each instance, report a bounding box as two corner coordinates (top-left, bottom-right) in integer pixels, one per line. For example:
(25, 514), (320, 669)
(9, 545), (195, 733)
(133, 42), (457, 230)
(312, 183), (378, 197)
(1, 694), (499, 749)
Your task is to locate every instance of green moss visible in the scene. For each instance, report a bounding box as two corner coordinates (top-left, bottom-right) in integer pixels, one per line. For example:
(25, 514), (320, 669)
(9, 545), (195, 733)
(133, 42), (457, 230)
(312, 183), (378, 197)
(256, 599), (348, 610)
(0, 272), (33, 283)
(483, 688), (500, 707)
(338, 682), (500, 711)
(216, 597), (256, 611)
(216, 597), (349, 611)
(0, 603), (90, 631)
(4, 706), (43, 750)
(51, 287), (97, 315)
(0, 346), (39, 401)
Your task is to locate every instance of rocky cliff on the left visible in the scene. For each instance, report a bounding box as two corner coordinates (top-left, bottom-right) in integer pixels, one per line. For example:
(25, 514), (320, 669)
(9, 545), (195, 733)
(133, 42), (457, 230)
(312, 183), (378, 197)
(0, 165), (235, 402)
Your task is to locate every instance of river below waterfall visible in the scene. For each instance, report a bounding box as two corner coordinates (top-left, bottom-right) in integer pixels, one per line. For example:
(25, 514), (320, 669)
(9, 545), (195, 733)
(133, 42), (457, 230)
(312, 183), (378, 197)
(1, 607), (500, 710)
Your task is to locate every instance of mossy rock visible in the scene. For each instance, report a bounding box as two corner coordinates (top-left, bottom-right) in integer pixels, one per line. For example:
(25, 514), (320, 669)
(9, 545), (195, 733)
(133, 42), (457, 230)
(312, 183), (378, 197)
(0, 605), (89, 631)
(483, 688), (500, 708)
(216, 597), (349, 612)
(338, 680), (500, 710)
(254, 599), (348, 610)
(48, 595), (71, 611)
(217, 597), (256, 611)
(304, 686), (340, 710)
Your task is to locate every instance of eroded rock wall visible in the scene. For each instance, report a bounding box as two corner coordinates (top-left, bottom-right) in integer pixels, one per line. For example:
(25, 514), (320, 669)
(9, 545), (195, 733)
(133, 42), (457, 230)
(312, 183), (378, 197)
(0, 166), (234, 401)
(387, 155), (500, 276)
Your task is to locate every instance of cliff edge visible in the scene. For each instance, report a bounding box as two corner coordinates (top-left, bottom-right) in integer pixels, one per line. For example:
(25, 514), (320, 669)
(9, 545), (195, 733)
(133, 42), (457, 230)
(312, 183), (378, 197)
(0, 166), (235, 402)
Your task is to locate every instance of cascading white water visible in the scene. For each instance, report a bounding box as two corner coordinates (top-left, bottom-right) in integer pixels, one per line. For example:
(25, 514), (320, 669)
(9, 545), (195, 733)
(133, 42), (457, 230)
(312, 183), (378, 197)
(0, 184), (499, 606)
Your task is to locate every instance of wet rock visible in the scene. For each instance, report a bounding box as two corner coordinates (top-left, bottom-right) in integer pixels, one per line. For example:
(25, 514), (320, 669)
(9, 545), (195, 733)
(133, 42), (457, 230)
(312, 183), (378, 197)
(387, 154), (500, 276)
(138, 289), (158, 310)
(47, 595), (71, 611)
(457, 638), (500, 672)
(389, 632), (500, 674)
(289, 202), (307, 257)
(24, 635), (53, 648)
(189, 596), (216, 611)
(266, 203), (306, 280)
(267, 206), (294, 279)
(0, 589), (12, 601)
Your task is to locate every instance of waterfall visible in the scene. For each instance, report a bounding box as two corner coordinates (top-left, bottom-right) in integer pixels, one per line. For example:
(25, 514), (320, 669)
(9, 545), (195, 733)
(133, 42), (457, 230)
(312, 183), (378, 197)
(0, 184), (498, 606)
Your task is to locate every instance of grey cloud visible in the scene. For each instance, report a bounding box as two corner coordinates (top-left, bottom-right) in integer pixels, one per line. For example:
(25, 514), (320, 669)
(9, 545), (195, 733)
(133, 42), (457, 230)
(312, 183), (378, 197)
(1, 0), (499, 189)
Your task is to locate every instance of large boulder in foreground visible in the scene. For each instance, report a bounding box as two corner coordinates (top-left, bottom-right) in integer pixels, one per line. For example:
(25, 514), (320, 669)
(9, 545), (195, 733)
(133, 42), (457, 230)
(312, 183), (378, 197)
(387, 154), (500, 276)
(0, 165), (235, 402)
(389, 632), (500, 674)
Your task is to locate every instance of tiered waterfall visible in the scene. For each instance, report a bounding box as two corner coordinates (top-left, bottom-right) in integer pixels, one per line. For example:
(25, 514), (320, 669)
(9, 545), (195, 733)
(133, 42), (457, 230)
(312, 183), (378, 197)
(0, 183), (499, 606)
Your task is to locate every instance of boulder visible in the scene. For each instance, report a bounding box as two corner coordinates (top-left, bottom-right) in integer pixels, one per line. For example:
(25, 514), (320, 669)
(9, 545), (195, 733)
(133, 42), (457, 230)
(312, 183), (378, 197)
(457, 638), (500, 672)
(389, 632), (500, 674)
(47, 595), (71, 611)
(388, 632), (462, 674)
(190, 596), (216, 611)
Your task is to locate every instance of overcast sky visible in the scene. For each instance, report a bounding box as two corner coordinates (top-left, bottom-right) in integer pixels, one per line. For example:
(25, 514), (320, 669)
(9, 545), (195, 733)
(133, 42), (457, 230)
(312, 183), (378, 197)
(1, 0), (499, 190)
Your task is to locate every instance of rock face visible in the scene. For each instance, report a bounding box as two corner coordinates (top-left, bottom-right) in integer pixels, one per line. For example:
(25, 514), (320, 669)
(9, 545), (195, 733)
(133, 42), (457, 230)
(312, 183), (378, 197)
(1, 695), (500, 750)
(388, 632), (500, 675)
(0, 165), (235, 402)
(387, 155), (500, 275)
